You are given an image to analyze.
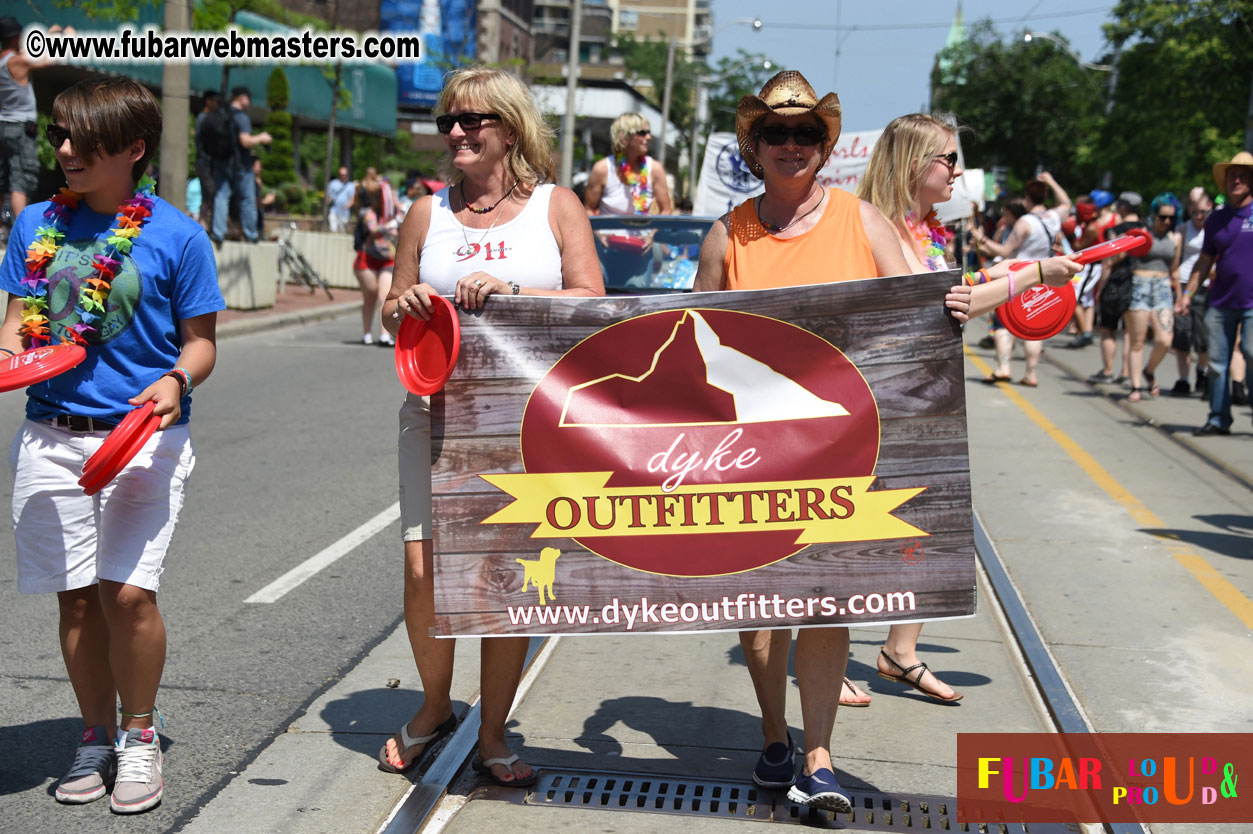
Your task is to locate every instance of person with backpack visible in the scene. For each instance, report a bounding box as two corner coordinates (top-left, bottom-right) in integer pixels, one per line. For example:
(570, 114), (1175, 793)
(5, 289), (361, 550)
(192, 90), (222, 231)
(208, 86), (271, 244)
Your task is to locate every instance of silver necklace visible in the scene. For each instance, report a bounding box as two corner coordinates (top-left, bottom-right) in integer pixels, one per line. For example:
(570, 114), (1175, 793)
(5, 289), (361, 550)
(757, 187), (825, 234)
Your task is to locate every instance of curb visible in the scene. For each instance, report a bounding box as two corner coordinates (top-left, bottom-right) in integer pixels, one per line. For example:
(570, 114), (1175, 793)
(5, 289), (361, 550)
(217, 300), (361, 340)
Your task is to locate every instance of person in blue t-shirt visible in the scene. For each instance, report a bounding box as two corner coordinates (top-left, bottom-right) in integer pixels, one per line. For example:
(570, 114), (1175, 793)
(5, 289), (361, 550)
(0, 76), (225, 815)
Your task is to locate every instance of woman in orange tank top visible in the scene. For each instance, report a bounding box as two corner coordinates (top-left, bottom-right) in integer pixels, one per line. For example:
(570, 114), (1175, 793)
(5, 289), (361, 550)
(692, 71), (972, 814)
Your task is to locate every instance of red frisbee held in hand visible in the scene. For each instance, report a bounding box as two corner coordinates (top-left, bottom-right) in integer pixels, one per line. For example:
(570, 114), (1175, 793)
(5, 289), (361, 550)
(0, 343), (86, 393)
(998, 282), (1078, 341)
(394, 294), (461, 395)
(79, 401), (161, 496)
(1071, 227), (1154, 265)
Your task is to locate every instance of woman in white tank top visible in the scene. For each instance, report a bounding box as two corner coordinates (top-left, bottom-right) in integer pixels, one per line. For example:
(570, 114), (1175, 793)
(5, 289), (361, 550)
(583, 113), (674, 216)
(379, 67), (602, 786)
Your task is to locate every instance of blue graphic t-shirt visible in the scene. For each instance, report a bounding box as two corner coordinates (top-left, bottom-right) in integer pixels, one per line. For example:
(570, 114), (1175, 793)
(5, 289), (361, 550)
(0, 194), (225, 424)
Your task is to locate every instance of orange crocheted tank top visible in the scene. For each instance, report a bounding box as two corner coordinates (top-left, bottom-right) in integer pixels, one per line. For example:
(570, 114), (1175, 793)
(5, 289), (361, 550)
(723, 188), (879, 290)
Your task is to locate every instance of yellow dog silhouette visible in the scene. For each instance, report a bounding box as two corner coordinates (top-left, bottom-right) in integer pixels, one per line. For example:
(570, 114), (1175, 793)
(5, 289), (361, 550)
(517, 547), (560, 606)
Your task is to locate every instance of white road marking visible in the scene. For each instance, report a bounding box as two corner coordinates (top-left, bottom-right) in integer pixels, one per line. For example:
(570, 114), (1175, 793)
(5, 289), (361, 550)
(245, 502), (401, 603)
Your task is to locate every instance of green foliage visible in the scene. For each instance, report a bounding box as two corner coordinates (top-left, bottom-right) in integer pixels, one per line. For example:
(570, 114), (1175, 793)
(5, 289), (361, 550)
(704, 50), (781, 134)
(1099, 0), (1252, 197)
(932, 20), (1106, 191)
(259, 68), (296, 191)
(51, 0), (159, 20)
(933, 3), (1253, 200)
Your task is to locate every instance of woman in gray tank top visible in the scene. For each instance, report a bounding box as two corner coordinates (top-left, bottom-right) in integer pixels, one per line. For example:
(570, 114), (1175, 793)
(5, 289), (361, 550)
(1124, 192), (1183, 400)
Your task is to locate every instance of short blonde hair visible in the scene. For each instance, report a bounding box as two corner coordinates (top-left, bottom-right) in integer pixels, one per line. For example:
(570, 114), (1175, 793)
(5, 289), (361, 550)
(435, 67), (555, 187)
(610, 113), (651, 156)
(855, 113), (953, 228)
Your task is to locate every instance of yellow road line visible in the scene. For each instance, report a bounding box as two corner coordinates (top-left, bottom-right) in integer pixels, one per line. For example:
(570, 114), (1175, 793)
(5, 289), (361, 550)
(965, 347), (1253, 629)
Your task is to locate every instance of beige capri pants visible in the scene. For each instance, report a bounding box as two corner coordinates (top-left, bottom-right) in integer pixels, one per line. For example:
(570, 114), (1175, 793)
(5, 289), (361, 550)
(398, 393), (433, 541)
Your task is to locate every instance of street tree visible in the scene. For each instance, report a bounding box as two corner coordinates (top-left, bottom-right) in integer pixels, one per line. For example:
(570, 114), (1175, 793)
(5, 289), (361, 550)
(931, 19), (1106, 195)
(1100, 0), (1253, 197)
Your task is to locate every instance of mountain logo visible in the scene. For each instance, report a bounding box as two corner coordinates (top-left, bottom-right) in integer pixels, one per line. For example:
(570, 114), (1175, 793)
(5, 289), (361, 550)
(482, 308), (926, 577)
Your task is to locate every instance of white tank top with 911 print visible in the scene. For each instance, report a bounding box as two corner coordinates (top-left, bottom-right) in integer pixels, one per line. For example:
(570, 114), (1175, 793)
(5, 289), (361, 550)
(419, 183), (563, 295)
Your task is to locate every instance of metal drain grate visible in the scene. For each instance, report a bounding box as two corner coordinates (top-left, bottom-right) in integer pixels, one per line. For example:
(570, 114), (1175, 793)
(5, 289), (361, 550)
(529, 771), (767, 821)
(522, 769), (1083, 832)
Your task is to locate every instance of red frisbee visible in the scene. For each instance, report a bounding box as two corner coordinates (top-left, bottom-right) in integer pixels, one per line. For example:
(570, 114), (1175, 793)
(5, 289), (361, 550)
(79, 401), (161, 496)
(997, 282), (1077, 341)
(0, 343), (86, 393)
(606, 234), (650, 254)
(394, 294), (461, 395)
(1071, 227), (1154, 265)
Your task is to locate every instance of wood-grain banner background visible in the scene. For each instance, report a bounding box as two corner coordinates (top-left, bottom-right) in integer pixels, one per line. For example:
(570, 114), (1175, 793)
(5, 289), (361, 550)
(431, 270), (976, 636)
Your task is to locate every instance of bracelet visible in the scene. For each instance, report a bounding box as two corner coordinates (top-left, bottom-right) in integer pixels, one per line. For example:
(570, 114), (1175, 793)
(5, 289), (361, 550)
(963, 271), (976, 287)
(979, 268), (990, 285)
(162, 367), (192, 397)
(1036, 261), (1044, 286)
(0, 348), (14, 356)
(1007, 272), (1015, 303)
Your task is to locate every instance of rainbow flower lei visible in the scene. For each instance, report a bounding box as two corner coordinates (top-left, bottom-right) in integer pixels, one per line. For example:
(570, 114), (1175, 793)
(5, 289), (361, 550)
(905, 209), (954, 272)
(20, 175), (156, 347)
(616, 155), (653, 214)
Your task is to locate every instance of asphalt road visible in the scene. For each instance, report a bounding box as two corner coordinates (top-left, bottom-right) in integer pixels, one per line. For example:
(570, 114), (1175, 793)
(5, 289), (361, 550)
(0, 316), (410, 834)
(1, 314), (1251, 834)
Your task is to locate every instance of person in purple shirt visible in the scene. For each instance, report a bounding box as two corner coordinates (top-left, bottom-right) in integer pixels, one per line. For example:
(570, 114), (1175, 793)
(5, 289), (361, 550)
(1179, 151), (1253, 435)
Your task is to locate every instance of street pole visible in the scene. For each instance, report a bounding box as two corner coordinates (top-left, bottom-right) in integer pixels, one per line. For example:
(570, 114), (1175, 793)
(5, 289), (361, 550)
(688, 77), (705, 202)
(159, 0), (191, 211)
(559, 0), (584, 187)
(658, 39), (676, 170)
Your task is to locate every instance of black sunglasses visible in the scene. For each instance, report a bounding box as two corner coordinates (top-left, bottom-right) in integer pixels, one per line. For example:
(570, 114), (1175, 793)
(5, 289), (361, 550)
(756, 124), (826, 147)
(46, 123), (72, 148)
(1156, 212), (1176, 221)
(634, 129), (652, 137)
(435, 112), (501, 134)
(933, 151), (959, 170)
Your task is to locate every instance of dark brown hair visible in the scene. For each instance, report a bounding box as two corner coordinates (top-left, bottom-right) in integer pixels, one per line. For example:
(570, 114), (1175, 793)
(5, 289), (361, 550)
(51, 76), (161, 183)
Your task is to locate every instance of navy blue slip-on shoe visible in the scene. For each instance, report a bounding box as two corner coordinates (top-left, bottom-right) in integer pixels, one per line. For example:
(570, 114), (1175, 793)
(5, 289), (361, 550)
(787, 767), (852, 813)
(752, 735), (796, 788)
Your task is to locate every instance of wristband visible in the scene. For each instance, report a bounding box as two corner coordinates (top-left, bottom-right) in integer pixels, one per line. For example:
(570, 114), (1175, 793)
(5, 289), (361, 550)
(1036, 261), (1044, 285)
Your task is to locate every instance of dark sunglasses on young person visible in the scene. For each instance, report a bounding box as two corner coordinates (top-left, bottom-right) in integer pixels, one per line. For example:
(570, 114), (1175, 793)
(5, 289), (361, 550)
(934, 151), (959, 170)
(756, 124), (826, 147)
(435, 112), (501, 134)
(1157, 213), (1176, 221)
(46, 123), (72, 148)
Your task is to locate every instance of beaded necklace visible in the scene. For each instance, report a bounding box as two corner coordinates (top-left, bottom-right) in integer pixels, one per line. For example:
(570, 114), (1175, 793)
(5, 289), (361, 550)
(905, 209), (953, 272)
(616, 155), (652, 214)
(462, 180), (517, 215)
(20, 175), (156, 347)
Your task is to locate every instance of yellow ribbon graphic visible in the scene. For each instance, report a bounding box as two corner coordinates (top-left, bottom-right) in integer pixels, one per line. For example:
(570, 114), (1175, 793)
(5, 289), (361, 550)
(480, 472), (927, 545)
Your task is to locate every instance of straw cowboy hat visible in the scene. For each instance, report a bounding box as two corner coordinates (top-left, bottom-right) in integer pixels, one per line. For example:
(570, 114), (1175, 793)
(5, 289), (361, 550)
(735, 71), (842, 179)
(1213, 150), (1253, 190)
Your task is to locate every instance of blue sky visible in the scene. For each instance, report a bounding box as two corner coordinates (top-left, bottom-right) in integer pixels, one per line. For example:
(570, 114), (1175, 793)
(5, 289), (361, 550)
(709, 0), (1119, 131)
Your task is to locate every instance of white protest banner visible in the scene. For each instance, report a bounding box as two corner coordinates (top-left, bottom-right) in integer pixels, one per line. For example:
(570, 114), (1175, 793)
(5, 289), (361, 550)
(693, 130), (882, 217)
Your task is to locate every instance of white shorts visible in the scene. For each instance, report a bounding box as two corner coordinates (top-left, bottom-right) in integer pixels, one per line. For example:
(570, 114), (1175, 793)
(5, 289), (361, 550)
(10, 420), (195, 594)
(398, 394), (433, 542)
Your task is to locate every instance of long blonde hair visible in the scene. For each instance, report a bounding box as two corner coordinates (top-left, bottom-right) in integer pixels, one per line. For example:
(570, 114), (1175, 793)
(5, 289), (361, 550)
(435, 67), (555, 187)
(855, 113), (953, 227)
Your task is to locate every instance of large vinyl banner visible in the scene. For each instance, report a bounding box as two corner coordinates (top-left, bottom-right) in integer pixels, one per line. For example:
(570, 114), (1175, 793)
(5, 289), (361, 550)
(431, 272), (976, 636)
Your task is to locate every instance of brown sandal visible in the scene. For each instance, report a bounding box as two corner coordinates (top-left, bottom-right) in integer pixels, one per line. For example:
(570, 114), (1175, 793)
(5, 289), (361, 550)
(877, 650), (962, 703)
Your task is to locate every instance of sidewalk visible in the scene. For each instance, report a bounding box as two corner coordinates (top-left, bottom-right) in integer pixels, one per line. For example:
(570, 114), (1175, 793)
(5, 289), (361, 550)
(217, 283), (361, 340)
